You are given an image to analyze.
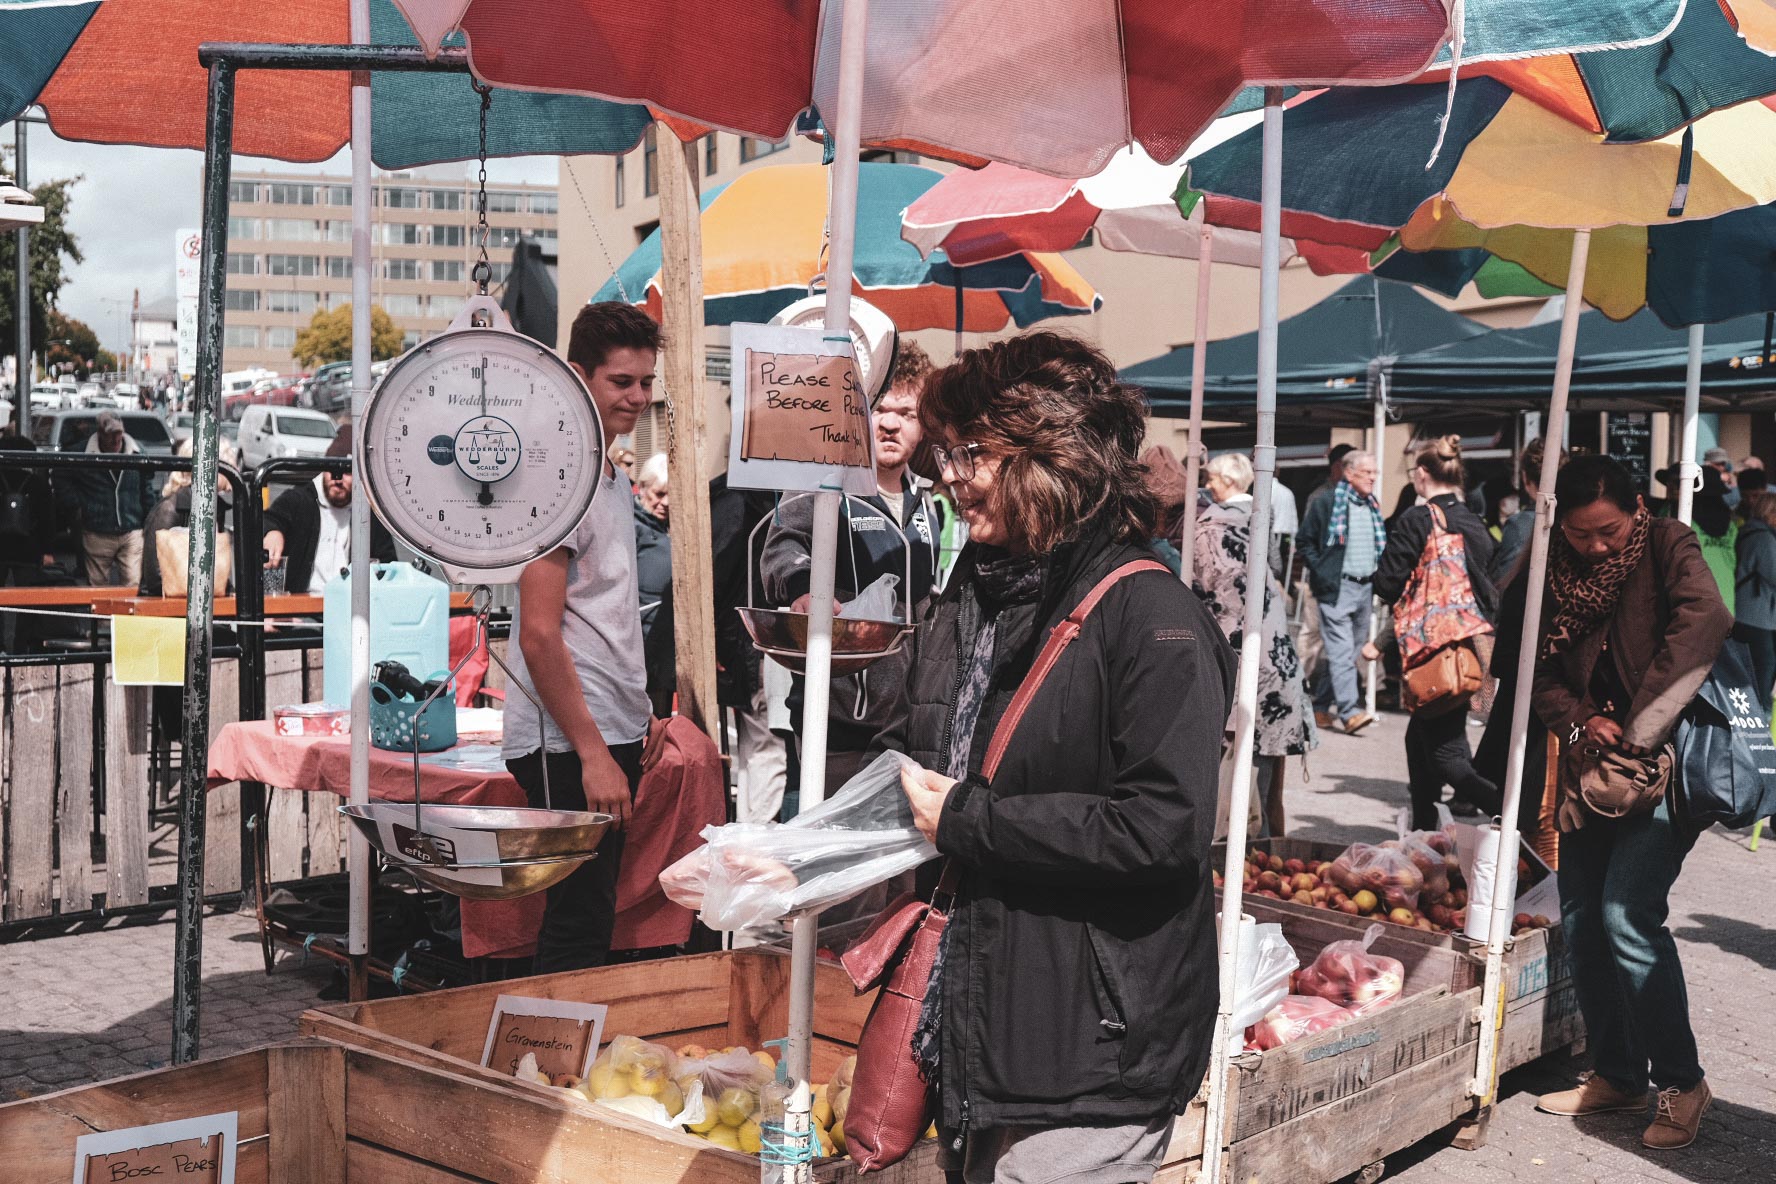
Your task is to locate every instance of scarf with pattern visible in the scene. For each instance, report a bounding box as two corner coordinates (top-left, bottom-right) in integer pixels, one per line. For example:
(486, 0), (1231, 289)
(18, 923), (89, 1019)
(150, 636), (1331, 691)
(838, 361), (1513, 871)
(1325, 479), (1386, 549)
(1543, 505), (1651, 657)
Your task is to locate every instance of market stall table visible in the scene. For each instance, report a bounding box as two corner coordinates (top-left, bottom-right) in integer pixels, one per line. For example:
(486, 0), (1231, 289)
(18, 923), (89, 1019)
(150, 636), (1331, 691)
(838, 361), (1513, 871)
(0, 583), (140, 607)
(207, 716), (723, 962)
(93, 591), (476, 617)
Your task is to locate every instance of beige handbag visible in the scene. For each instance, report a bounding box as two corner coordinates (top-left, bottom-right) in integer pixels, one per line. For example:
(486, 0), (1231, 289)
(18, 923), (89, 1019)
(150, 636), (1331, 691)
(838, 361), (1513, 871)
(156, 526), (233, 598)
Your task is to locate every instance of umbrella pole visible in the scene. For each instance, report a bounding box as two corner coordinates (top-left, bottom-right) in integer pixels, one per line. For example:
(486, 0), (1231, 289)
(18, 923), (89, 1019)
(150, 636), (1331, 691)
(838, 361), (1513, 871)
(1365, 379), (1385, 719)
(954, 275), (964, 358)
(1676, 324), (1703, 525)
(1202, 89), (1283, 1184)
(788, 0), (870, 1168)
(1471, 228), (1592, 1109)
(1178, 227), (1213, 586)
(342, 0), (375, 1005)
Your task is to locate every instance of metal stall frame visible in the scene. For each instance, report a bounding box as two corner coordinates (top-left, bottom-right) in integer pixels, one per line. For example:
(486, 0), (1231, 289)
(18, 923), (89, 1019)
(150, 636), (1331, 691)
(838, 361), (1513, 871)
(178, 42), (476, 1063)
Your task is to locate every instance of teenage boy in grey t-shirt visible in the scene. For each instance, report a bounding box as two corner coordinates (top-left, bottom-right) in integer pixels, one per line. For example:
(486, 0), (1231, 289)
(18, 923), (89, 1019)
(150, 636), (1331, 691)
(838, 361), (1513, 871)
(502, 302), (660, 973)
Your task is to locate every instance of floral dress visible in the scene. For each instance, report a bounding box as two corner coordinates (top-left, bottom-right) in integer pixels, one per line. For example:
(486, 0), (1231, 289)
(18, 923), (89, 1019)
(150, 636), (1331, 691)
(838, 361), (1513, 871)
(1190, 496), (1318, 758)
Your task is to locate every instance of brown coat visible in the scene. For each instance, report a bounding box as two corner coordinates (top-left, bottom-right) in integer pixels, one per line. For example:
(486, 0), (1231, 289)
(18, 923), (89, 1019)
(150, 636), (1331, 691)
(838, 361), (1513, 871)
(1532, 517), (1732, 752)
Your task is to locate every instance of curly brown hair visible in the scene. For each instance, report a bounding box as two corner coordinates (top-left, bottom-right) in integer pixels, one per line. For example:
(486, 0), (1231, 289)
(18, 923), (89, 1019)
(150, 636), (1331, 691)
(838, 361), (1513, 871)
(919, 331), (1158, 553)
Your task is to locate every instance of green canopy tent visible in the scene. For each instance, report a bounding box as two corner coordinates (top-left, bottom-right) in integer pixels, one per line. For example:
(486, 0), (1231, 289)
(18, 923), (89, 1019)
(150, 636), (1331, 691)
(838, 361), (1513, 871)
(1121, 277), (1490, 425)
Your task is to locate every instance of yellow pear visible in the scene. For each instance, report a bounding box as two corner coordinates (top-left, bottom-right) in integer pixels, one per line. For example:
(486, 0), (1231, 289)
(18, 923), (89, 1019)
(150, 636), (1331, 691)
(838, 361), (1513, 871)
(830, 1119), (846, 1154)
(705, 1124), (742, 1152)
(752, 1050), (777, 1075)
(811, 1094), (833, 1129)
(687, 1108), (721, 1134)
(737, 1119), (763, 1154)
(586, 1062), (628, 1100)
(656, 1080), (685, 1117)
(814, 1124), (836, 1158)
(715, 1086), (758, 1128)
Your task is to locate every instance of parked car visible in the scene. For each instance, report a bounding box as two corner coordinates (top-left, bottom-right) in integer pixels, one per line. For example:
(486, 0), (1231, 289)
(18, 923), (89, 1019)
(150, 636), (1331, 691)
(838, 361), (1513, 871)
(30, 409), (175, 456)
(168, 411), (195, 445)
(236, 405), (338, 471)
(304, 361), (352, 413)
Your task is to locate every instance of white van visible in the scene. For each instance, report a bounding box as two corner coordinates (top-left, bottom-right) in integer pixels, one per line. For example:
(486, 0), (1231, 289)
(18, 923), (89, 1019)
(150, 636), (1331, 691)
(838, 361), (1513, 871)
(237, 405), (338, 471)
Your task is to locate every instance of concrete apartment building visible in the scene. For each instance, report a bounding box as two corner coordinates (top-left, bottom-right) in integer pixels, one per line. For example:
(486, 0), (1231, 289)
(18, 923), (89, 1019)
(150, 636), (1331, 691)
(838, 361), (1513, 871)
(222, 168), (558, 374)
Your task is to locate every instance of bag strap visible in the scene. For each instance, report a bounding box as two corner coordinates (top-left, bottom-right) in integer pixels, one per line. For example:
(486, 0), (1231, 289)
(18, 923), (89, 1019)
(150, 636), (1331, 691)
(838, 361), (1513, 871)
(980, 557), (1168, 780)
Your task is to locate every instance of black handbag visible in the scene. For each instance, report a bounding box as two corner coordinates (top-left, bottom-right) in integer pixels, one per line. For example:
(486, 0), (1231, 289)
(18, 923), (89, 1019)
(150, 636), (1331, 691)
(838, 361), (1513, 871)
(1673, 638), (1776, 830)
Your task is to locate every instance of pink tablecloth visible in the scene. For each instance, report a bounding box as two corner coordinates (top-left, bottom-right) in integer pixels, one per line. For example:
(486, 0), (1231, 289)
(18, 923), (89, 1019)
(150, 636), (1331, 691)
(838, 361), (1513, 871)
(208, 718), (725, 959)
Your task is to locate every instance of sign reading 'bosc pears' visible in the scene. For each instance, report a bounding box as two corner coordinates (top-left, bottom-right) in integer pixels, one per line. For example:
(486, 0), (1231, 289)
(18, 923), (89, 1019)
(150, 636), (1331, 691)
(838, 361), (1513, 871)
(74, 1113), (237, 1184)
(726, 322), (877, 496)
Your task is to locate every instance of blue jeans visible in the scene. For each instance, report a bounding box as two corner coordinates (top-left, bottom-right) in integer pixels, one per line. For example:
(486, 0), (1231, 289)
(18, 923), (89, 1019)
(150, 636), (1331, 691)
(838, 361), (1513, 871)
(1314, 578), (1373, 719)
(1558, 798), (1704, 1094)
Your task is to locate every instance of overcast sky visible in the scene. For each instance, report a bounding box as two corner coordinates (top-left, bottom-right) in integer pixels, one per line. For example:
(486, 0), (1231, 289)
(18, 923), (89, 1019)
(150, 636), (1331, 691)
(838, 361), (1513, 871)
(21, 123), (556, 355)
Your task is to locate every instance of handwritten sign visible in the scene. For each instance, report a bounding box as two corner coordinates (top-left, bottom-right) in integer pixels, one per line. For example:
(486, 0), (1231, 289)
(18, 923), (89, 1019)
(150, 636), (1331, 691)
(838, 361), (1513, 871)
(480, 995), (608, 1081)
(727, 322), (876, 496)
(74, 1113), (237, 1184)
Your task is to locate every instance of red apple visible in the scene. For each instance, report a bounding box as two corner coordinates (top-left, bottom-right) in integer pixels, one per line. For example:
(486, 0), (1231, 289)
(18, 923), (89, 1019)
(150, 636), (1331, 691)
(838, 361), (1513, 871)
(1337, 899), (1361, 916)
(1283, 858), (1306, 876)
(1388, 907), (1416, 926)
(1292, 890), (1314, 906)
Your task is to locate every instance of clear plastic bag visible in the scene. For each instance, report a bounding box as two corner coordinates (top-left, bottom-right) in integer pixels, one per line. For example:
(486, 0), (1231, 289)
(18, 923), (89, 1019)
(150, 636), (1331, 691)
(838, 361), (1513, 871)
(1325, 842), (1425, 910)
(840, 572), (901, 621)
(1226, 918), (1298, 1054)
(579, 1036), (703, 1128)
(659, 751), (937, 931)
(1293, 923), (1406, 1016)
(1392, 830), (1459, 900)
(1246, 995), (1356, 1051)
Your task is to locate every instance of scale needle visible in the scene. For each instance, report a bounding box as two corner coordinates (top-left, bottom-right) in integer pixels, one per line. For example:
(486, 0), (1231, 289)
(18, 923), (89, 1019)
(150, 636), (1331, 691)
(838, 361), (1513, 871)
(478, 355), (493, 506)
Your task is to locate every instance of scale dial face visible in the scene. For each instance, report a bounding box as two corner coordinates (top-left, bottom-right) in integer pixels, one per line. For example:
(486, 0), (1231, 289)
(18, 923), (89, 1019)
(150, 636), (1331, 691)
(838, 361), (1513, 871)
(361, 328), (604, 576)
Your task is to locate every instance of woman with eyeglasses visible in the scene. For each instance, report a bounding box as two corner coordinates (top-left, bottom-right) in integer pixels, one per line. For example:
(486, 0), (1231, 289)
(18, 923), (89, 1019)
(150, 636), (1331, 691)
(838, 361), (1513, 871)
(880, 331), (1234, 1184)
(1529, 454), (1729, 1151)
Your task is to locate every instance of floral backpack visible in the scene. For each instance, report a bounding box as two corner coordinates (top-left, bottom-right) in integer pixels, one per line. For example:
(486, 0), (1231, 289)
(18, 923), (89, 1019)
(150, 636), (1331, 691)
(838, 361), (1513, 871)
(1395, 504), (1493, 715)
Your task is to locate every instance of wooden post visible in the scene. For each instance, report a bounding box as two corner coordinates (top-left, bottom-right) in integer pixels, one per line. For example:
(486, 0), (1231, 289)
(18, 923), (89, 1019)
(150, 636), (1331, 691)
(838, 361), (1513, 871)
(655, 125), (719, 736)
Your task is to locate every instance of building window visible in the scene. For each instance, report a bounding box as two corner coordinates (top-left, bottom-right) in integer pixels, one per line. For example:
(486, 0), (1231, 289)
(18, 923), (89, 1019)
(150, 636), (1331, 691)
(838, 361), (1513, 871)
(615, 158), (626, 208)
(486, 191), (524, 213)
(265, 326), (298, 351)
(223, 325), (260, 349)
(704, 134), (718, 176)
(227, 217), (260, 241)
(327, 185), (351, 205)
(265, 254), (319, 277)
(431, 189), (463, 211)
(643, 126), (659, 196)
(430, 295), (465, 321)
(634, 219), (659, 244)
(528, 192), (558, 215)
(325, 220), (351, 242)
(266, 290), (318, 314)
(403, 330), (423, 348)
(740, 135), (790, 162)
(432, 224), (465, 248)
(267, 182), (317, 205)
(325, 256), (352, 278)
(224, 289), (260, 312)
(226, 253), (259, 275)
(267, 218), (324, 242)
(487, 261), (513, 285)
(228, 181), (259, 203)
(486, 225), (523, 249)
(381, 223), (424, 246)
(383, 258), (423, 281)
(432, 259), (464, 283)
(529, 228), (559, 245)
(383, 186), (422, 209)
(383, 294), (424, 317)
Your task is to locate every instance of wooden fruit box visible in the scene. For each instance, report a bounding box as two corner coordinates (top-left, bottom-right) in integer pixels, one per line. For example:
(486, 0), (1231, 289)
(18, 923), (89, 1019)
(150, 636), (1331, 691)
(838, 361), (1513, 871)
(0, 1038), (612, 1184)
(301, 949), (939, 1183)
(1218, 837), (1579, 1071)
(1158, 913), (1482, 1183)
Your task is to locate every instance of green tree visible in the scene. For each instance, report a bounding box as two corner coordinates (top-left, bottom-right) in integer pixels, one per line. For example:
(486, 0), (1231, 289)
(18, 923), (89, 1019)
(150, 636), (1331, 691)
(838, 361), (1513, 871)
(44, 309), (108, 379)
(292, 303), (404, 368)
(0, 173), (83, 373)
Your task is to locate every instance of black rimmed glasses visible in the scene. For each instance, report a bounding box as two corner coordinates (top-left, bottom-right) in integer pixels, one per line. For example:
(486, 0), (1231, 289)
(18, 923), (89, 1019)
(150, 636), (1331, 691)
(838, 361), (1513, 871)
(932, 442), (985, 482)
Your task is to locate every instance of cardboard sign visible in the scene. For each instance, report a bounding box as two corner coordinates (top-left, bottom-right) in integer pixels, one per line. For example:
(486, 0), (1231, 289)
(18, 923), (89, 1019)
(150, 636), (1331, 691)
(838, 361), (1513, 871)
(727, 322), (876, 496)
(74, 1113), (237, 1184)
(481, 995), (608, 1080)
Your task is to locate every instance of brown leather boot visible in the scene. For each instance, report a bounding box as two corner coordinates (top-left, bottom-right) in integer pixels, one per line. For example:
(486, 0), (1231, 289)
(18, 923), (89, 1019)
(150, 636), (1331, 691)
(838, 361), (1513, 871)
(1642, 1081), (1711, 1150)
(1536, 1073), (1647, 1116)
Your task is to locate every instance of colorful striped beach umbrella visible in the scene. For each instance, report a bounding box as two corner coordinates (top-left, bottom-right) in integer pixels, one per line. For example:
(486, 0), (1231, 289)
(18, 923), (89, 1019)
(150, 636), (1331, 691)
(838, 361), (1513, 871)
(593, 162), (1099, 331)
(1, 0), (653, 167)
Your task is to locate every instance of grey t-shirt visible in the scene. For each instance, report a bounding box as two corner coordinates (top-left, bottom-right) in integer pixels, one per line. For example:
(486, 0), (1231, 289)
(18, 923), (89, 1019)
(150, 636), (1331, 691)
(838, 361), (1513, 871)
(501, 465), (652, 758)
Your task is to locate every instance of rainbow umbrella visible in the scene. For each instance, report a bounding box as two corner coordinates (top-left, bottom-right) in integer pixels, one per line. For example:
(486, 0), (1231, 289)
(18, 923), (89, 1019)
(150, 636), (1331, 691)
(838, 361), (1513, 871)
(593, 162), (1099, 331)
(1, 0), (652, 167)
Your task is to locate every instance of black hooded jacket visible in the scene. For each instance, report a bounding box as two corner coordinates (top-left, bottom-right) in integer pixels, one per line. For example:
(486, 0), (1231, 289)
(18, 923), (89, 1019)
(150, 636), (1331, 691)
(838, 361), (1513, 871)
(874, 526), (1234, 1132)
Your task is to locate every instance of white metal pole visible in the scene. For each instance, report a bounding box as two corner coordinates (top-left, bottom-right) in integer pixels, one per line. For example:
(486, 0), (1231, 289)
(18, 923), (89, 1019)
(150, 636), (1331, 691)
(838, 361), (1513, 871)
(788, 0), (869, 1167)
(346, 0), (374, 999)
(1201, 91), (1283, 1184)
(1365, 377), (1385, 718)
(1676, 323), (1703, 526)
(1472, 228), (1591, 1101)
(1178, 228), (1214, 586)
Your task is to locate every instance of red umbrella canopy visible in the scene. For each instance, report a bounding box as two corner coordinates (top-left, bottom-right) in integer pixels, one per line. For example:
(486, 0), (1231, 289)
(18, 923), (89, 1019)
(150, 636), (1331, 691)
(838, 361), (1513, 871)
(401, 0), (1454, 176)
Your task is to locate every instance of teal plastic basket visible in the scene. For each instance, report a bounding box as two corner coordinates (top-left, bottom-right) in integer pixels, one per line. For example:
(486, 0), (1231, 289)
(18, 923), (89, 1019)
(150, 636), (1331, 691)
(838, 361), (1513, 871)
(369, 672), (457, 754)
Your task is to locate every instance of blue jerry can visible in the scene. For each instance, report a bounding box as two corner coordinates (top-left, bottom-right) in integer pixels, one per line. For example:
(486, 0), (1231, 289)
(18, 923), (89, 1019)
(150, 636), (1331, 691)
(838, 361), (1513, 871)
(322, 562), (449, 708)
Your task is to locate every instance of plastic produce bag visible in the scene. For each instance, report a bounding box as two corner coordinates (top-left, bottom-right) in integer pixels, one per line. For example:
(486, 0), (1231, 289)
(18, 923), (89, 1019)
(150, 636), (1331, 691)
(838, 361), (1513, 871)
(1391, 831), (1457, 899)
(1223, 916), (1298, 1054)
(1246, 995), (1356, 1051)
(1293, 923), (1406, 1015)
(673, 1046), (774, 1141)
(659, 751), (937, 931)
(580, 1037), (703, 1126)
(840, 573), (901, 621)
(1325, 842), (1425, 910)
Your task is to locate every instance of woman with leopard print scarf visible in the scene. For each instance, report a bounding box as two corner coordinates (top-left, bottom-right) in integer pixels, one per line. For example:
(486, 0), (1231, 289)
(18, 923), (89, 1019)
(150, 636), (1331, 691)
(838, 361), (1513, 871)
(1529, 456), (1731, 1152)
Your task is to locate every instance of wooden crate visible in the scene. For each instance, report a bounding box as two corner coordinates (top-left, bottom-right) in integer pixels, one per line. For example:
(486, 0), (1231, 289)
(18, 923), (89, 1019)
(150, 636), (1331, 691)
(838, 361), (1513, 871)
(0, 1038), (625, 1184)
(302, 949), (938, 1182)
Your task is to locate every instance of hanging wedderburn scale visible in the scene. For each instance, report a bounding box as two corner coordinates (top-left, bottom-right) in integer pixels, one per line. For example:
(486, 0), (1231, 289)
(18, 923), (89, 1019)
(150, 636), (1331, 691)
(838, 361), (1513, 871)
(341, 82), (609, 901)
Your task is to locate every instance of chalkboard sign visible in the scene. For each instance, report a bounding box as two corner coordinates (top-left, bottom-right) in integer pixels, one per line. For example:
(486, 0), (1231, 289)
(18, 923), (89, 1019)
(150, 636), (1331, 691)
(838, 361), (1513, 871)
(1607, 413), (1654, 492)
